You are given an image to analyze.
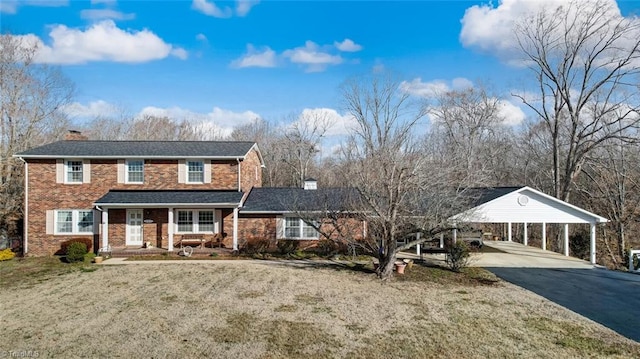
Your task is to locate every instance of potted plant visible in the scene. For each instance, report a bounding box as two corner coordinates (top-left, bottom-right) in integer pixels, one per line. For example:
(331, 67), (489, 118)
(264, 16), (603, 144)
(394, 261), (407, 274)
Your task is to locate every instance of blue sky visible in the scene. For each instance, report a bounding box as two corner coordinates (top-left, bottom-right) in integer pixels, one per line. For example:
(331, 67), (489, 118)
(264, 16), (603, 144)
(2, 0), (640, 137)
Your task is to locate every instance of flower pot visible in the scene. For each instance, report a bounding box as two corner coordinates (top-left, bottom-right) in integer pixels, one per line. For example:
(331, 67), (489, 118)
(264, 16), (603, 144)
(94, 256), (103, 264)
(395, 261), (407, 274)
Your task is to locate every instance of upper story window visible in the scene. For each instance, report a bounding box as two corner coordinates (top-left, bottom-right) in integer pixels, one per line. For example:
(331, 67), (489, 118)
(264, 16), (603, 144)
(66, 160), (83, 183)
(55, 210), (93, 234)
(284, 217), (319, 240)
(187, 160), (204, 183)
(126, 160), (144, 183)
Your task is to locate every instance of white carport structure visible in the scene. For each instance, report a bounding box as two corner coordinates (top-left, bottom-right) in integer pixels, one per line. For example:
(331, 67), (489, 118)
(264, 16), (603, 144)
(449, 186), (608, 265)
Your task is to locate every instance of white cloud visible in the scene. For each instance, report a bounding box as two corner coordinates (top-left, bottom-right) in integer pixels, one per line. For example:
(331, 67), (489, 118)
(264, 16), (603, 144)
(236, 0), (259, 16)
(191, 0), (232, 18)
(171, 47), (188, 60)
(62, 100), (124, 119)
(231, 44), (276, 68)
(295, 108), (357, 137)
(283, 41), (343, 72)
(334, 38), (363, 52)
(80, 9), (135, 21)
(400, 77), (474, 98)
(1, 0), (68, 13)
(497, 100), (526, 126)
(139, 106), (261, 137)
(196, 33), (207, 42)
(13, 20), (185, 64)
(460, 0), (629, 65)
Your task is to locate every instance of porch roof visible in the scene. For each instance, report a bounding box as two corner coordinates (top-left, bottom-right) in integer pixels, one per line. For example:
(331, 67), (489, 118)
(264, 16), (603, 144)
(94, 190), (243, 208)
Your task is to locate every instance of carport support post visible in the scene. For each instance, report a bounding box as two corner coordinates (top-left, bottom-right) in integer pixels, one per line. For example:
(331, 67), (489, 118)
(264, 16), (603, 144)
(590, 223), (596, 264)
(452, 227), (457, 244)
(168, 208), (174, 251)
(523, 222), (528, 246)
(564, 224), (569, 256)
(507, 222), (512, 242)
(541, 222), (546, 251)
(415, 232), (421, 255)
(439, 233), (444, 248)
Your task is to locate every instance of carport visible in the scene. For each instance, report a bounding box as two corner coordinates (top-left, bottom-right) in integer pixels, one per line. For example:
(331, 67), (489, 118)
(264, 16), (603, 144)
(448, 186), (608, 265)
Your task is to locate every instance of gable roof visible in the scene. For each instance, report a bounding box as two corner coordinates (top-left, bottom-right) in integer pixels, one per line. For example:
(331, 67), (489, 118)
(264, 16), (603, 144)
(241, 187), (362, 213)
(15, 140), (259, 160)
(94, 190), (243, 208)
(450, 186), (608, 224)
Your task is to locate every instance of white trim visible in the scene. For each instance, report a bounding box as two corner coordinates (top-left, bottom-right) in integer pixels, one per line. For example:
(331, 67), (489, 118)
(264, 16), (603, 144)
(282, 216), (320, 240)
(233, 207), (239, 250)
(64, 159), (85, 184)
(94, 202), (240, 208)
(168, 208), (174, 251)
(16, 155), (249, 160)
(564, 224), (570, 256)
(185, 159), (205, 184)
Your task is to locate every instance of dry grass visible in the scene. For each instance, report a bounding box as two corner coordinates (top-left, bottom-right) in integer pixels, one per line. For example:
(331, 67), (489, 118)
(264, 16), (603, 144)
(1, 258), (638, 358)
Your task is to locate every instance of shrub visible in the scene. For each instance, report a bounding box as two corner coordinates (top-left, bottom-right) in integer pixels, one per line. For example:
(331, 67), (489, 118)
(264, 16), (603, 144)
(569, 231), (590, 260)
(446, 241), (470, 272)
(66, 242), (88, 263)
(242, 238), (271, 255)
(84, 252), (96, 263)
(0, 248), (16, 261)
(317, 239), (340, 256)
(60, 238), (92, 254)
(277, 240), (299, 255)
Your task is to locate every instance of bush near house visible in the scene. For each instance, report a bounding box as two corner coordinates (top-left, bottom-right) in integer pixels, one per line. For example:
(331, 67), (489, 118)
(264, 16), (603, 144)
(446, 241), (471, 272)
(60, 238), (92, 255)
(66, 242), (88, 263)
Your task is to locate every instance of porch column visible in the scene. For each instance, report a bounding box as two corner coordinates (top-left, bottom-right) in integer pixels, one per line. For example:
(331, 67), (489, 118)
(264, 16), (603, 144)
(452, 227), (457, 244)
(541, 222), (546, 251)
(168, 208), (174, 251)
(439, 233), (444, 248)
(507, 222), (512, 242)
(564, 223), (569, 256)
(232, 207), (239, 251)
(590, 223), (596, 264)
(523, 222), (528, 246)
(101, 209), (109, 249)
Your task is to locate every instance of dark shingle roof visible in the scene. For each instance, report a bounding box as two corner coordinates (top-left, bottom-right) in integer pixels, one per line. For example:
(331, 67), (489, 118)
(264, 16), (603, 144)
(241, 187), (362, 213)
(94, 190), (244, 206)
(462, 186), (524, 207)
(16, 140), (256, 158)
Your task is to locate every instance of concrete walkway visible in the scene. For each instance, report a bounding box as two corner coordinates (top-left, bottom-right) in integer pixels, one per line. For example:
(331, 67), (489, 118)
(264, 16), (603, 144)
(473, 241), (595, 268)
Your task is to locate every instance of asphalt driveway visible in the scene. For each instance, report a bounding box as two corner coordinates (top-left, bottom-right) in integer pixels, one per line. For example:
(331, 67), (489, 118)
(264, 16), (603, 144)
(487, 266), (640, 342)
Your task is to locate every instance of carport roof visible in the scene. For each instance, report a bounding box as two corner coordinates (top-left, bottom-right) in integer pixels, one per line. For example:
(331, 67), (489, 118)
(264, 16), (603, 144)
(450, 186), (608, 224)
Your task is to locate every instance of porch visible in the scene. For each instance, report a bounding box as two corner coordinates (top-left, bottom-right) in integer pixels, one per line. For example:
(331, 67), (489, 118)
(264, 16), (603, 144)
(107, 246), (233, 258)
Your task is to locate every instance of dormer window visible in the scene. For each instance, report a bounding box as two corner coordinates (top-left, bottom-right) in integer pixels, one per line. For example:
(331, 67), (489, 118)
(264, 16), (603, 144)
(66, 160), (83, 183)
(187, 160), (204, 183)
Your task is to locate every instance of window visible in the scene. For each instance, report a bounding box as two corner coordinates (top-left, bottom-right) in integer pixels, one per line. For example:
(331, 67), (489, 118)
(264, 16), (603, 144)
(187, 161), (204, 183)
(199, 211), (214, 232)
(284, 217), (319, 239)
(126, 160), (144, 183)
(55, 210), (93, 234)
(176, 210), (215, 233)
(177, 211), (193, 232)
(66, 160), (83, 183)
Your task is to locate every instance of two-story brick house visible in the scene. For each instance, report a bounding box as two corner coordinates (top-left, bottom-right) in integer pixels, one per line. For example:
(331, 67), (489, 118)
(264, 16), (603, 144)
(16, 134), (264, 256)
(15, 133), (367, 256)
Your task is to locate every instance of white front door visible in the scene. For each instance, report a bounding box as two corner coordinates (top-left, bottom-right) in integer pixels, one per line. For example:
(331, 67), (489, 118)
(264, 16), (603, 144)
(126, 209), (143, 246)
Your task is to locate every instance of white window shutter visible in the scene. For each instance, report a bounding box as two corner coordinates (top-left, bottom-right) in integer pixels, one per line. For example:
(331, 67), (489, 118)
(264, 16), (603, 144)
(83, 160), (91, 183)
(204, 160), (212, 184)
(46, 210), (55, 234)
(178, 159), (185, 184)
(117, 160), (125, 183)
(276, 216), (284, 239)
(56, 159), (64, 183)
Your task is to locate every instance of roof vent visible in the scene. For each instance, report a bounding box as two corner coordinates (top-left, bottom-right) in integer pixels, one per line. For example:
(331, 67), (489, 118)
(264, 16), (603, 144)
(303, 178), (317, 190)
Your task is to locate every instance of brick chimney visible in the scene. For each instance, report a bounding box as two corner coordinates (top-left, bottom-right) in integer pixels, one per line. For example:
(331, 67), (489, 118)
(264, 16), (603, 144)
(65, 130), (88, 141)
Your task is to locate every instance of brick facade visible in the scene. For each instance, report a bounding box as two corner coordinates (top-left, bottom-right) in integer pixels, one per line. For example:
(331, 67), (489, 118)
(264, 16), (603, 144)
(25, 148), (262, 256)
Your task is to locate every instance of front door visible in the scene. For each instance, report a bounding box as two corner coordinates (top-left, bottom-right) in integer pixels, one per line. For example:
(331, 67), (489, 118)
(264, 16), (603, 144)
(126, 209), (143, 246)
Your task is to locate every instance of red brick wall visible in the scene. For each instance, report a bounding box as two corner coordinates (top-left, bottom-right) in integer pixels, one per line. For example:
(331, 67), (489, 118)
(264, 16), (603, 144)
(240, 148), (263, 191)
(25, 153), (255, 256)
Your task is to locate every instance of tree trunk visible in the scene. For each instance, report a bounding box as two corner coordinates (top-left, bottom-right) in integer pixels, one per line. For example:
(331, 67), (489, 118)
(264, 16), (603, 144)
(377, 250), (397, 280)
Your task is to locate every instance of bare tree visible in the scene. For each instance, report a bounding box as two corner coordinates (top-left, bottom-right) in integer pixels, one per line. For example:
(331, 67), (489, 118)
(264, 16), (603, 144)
(427, 86), (515, 187)
(512, 0), (640, 202)
(0, 34), (74, 233)
(281, 111), (332, 187)
(339, 74), (462, 280)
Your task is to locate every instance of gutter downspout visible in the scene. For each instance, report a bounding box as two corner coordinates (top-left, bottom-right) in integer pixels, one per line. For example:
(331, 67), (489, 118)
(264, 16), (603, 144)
(237, 158), (241, 192)
(18, 157), (28, 255)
